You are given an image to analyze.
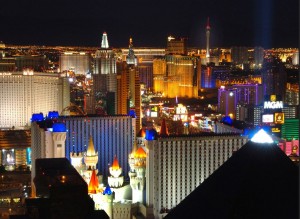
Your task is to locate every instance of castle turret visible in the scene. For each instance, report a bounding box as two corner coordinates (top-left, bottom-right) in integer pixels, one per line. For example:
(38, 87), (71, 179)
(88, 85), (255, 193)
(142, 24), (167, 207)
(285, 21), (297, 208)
(50, 122), (67, 158)
(129, 146), (147, 204)
(88, 169), (100, 194)
(108, 155), (124, 188)
(84, 135), (98, 170)
(70, 152), (84, 173)
(103, 185), (113, 219)
(88, 169), (103, 210)
(144, 128), (158, 217)
(159, 119), (169, 137)
(83, 135), (98, 184)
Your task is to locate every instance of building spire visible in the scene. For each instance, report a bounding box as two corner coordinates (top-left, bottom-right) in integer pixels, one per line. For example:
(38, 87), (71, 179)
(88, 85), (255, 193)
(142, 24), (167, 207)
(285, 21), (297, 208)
(206, 17), (210, 29)
(101, 32), (109, 49)
(87, 135), (96, 156)
(126, 37), (137, 65)
(88, 169), (99, 194)
(159, 118), (169, 137)
(111, 155), (120, 170)
(206, 17), (211, 58)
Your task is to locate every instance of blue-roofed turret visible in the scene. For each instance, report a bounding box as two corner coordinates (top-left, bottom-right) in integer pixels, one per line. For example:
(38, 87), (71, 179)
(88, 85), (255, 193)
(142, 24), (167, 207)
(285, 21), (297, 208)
(145, 128), (158, 141)
(31, 113), (44, 122)
(103, 185), (112, 195)
(52, 122), (67, 132)
(48, 111), (59, 119)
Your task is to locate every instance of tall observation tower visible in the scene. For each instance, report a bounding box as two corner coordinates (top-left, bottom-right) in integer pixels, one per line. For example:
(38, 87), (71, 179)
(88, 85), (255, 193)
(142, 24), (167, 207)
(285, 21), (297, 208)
(206, 17), (211, 58)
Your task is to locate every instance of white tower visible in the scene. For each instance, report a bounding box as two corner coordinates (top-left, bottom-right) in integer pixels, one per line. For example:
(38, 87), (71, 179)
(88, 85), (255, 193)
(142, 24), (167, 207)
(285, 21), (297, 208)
(52, 132), (66, 158)
(128, 144), (146, 204)
(83, 135), (98, 183)
(102, 185), (113, 219)
(70, 152), (84, 173)
(206, 17), (211, 58)
(101, 32), (109, 49)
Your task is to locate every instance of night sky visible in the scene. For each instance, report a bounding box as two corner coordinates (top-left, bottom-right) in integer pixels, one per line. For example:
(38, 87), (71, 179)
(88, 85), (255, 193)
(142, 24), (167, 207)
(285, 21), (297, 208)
(0, 0), (298, 48)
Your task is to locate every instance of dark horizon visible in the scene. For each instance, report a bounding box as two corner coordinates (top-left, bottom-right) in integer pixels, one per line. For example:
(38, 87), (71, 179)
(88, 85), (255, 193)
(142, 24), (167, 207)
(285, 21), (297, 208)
(0, 0), (298, 49)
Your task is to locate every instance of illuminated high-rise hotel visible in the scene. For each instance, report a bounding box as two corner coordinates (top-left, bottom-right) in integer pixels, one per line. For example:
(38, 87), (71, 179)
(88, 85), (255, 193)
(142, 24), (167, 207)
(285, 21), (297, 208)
(153, 55), (200, 98)
(144, 133), (248, 218)
(94, 32), (117, 114)
(117, 38), (141, 131)
(0, 72), (70, 129)
(262, 57), (287, 102)
(94, 32), (116, 75)
(153, 34), (200, 98)
(218, 84), (264, 118)
(59, 52), (91, 75)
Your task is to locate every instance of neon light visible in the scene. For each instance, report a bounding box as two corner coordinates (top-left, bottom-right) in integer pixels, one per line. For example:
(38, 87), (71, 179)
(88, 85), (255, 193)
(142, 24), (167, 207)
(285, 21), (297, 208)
(263, 101), (283, 109)
(251, 129), (273, 143)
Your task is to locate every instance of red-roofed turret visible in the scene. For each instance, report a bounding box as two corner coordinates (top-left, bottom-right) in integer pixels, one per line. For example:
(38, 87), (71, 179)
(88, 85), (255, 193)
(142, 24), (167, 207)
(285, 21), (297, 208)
(159, 118), (169, 137)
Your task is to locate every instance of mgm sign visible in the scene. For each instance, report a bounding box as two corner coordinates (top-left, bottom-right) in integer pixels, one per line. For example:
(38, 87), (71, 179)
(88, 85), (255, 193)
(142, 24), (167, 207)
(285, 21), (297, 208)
(264, 95), (283, 110)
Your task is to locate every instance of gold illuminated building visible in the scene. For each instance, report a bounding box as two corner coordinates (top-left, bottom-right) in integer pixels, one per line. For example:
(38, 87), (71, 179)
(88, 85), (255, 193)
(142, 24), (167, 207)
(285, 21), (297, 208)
(153, 55), (200, 98)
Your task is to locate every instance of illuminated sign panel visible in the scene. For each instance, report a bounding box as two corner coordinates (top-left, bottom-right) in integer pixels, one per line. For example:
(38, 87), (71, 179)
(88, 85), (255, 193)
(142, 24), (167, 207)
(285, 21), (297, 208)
(2, 149), (15, 166)
(264, 101), (283, 109)
(150, 112), (158, 117)
(262, 114), (274, 123)
(271, 127), (281, 133)
(264, 94), (283, 109)
(274, 113), (284, 124)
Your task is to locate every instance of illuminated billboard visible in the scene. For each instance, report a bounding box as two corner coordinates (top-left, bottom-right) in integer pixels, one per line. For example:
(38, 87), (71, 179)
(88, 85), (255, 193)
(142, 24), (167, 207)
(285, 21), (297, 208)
(274, 113), (284, 124)
(150, 112), (158, 117)
(262, 114), (274, 123)
(2, 149), (15, 166)
(264, 95), (283, 109)
(271, 125), (282, 138)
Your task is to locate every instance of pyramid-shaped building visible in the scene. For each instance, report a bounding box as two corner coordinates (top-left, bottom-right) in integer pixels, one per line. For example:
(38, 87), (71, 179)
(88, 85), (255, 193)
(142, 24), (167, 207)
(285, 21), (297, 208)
(165, 130), (299, 219)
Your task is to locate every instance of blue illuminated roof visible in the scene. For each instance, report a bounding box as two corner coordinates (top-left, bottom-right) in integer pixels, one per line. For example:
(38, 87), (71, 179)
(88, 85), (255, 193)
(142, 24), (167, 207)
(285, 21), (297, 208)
(145, 129), (158, 140)
(52, 123), (67, 132)
(221, 116), (232, 125)
(103, 185), (112, 195)
(48, 111), (59, 119)
(31, 113), (44, 122)
(129, 110), (136, 118)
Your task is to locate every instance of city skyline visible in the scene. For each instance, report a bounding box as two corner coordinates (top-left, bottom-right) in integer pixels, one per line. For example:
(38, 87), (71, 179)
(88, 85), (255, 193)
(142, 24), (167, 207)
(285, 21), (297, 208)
(0, 0), (298, 48)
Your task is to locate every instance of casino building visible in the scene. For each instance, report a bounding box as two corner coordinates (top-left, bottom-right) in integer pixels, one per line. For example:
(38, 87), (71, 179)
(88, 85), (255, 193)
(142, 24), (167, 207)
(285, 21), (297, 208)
(0, 130), (31, 171)
(0, 72), (70, 129)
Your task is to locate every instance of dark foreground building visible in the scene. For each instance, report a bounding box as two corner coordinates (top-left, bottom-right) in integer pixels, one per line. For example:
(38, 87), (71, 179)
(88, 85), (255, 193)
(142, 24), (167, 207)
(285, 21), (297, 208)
(165, 133), (299, 219)
(25, 158), (108, 219)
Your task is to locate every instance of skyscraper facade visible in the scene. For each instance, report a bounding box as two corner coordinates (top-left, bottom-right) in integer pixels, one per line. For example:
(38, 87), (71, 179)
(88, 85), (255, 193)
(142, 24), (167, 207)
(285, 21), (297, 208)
(144, 134), (248, 218)
(231, 47), (249, 66)
(218, 84), (264, 118)
(117, 38), (142, 131)
(93, 32), (117, 114)
(262, 57), (287, 102)
(59, 52), (91, 75)
(166, 36), (187, 55)
(153, 55), (200, 98)
(0, 72), (70, 129)
(60, 115), (134, 177)
(120, 48), (165, 91)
